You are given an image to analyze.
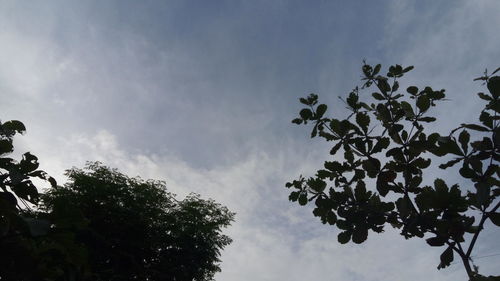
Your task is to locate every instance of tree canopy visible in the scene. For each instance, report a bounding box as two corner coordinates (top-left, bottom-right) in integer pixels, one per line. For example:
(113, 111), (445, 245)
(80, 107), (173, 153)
(286, 63), (500, 280)
(37, 162), (235, 281)
(1, 119), (234, 280)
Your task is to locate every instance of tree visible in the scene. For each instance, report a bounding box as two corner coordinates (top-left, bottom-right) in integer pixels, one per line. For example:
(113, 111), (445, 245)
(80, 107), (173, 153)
(37, 162), (235, 281)
(0, 119), (87, 280)
(286, 63), (500, 280)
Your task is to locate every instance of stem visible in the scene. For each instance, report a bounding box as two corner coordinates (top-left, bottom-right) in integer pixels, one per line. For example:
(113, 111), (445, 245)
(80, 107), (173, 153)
(466, 200), (500, 258)
(458, 242), (475, 278)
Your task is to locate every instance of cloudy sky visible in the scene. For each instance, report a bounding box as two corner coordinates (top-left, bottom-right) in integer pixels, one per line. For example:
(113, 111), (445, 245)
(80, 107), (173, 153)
(1, 1), (499, 280)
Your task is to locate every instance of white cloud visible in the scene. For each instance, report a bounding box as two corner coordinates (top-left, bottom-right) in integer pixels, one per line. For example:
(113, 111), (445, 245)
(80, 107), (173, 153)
(19, 128), (476, 281)
(1, 1), (499, 280)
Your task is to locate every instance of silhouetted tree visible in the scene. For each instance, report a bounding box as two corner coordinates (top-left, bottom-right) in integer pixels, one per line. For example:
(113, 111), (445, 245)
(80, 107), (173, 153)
(38, 162), (234, 281)
(286, 63), (500, 280)
(0, 120), (88, 280)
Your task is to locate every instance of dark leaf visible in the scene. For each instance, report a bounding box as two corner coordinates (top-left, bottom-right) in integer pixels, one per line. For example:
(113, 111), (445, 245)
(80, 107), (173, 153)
(426, 236), (447, 247)
(478, 92), (492, 101)
(0, 139), (14, 154)
(458, 130), (470, 154)
(416, 96), (430, 112)
(298, 193), (308, 206)
(407, 86), (418, 95)
(352, 226), (368, 244)
(418, 117), (436, 122)
(289, 191), (300, 202)
(437, 246), (454, 270)
(316, 104), (327, 118)
(439, 158), (461, 169)
(337, 231), (351, 244)
(326, 211), (337, 225)
(400, 101), (415, 119)
(2, 120), (26, 135)
(403, 66), (414, 73)
(371, 137), (390, 154)
(476, 182), (491, 207)
(489, 213), (500, 227)
(300, 108), (313, 120)
(372, 92), (385, 100)
(462, 124), (490, 132)
(356, 112), (370, 132)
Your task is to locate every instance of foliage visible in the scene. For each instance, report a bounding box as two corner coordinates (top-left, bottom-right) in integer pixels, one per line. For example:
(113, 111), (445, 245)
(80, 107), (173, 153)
(287, 63), (500, 280)
(38, 162), (235, 281)
(0, 119), (87, 280)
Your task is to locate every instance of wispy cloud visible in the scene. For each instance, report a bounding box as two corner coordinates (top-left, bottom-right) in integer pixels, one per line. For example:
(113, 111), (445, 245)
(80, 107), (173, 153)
(1, 1), (499, 280)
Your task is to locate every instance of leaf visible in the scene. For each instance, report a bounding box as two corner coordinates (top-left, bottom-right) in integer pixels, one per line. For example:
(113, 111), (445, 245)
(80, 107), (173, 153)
(0, 139), (14, 154)
(476, 182), (491, 207)
(437, 137), (463, 156)
(20, 152), (39, 173)
(400, 101), (415, 118)
(458, 130), (470, 154)
(416, 96), (430, 112)
(356, 112), (370, 132)
(352, 226), (368, 244)
(289, 191), (300, 202)
(308, 178), (326, 193)
(347, 93), (359, 108)
(417, 117), (436, 122)
(372, 92), (385, 100)
(355, 181), (367, 201)
(397, 195), (411, 218)
(316, 104), (327, 118)
(487, 76), (500, 98)
(330, 142), (343, 155)
(439, 158), (461, 169)
(371, 137), (390, 154)
(437, 246), (454, 269)
(478, 92), (492, 101)
(407, 86), (418, 95)
(298, 193), (308, 206)
(326, 211), (337, 225)
(373, 64), (381, 75)
(0, 191), (18, 208)
(426, 236), (447, 247)
(311, 124), (318, 138)
(300, 108), (313, 120)
(2, 120), (26, 135)
(462, 124), (490, 132)
(362, 158), (380, 178)
(403, 66), (414, 73)
(337, 231), (351, 244)
(479, 111), (493, 128)
(12, 181), (39, 204)
(489, 213), (500, 227)
(376, 104), (391, 123)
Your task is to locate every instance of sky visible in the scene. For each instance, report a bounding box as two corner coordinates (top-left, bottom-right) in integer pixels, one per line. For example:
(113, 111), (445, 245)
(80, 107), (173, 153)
(1, 1), (500, 280)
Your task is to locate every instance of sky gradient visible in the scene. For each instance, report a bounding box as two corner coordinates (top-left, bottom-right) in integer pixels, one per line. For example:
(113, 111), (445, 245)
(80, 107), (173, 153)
(1, 1), (500, 280)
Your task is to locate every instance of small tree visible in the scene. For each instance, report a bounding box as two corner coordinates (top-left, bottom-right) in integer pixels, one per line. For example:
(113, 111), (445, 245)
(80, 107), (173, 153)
(286, 63), (499, 280)
(38, 162), (235, 281)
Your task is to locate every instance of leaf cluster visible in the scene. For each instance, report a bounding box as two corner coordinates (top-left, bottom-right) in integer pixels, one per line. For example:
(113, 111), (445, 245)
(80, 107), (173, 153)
(37, 162), (235, 281)
(287, 63), (500, 279)
(0, 120), (87, 280)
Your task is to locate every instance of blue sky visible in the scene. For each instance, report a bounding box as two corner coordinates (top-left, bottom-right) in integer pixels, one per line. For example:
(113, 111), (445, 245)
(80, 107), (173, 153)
(1, 1), (499, 280)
